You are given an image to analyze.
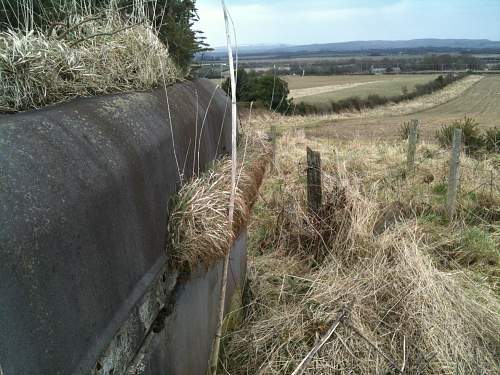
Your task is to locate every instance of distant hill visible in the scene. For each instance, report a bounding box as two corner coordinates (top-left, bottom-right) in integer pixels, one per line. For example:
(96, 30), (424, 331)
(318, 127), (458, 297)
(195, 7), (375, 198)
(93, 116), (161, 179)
(277, 39), (500, 53)
(200, 39), (500, 59)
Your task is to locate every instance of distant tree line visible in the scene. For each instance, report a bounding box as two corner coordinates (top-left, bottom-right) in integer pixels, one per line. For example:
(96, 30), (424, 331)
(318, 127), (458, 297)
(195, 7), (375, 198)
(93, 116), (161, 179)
(215, 54), (484, 76)
(197, 53), (490, 81)
(0, 0), (208, 69)
(286, 54), (484, 75)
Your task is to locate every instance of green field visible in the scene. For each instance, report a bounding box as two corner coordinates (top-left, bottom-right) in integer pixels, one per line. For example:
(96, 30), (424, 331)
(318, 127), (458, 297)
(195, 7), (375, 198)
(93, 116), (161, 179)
(285, 74), (439, 104)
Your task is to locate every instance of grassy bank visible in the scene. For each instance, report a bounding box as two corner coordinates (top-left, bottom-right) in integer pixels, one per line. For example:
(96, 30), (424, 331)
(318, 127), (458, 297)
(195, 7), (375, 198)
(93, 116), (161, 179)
(220, 128), (500, 374)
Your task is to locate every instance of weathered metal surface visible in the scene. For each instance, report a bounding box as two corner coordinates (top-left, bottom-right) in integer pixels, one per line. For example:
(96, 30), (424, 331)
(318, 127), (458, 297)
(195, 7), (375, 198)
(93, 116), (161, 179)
(127, 230), (247, 375)
(89, 254), (179, 375)
(0, 79), (232, 375)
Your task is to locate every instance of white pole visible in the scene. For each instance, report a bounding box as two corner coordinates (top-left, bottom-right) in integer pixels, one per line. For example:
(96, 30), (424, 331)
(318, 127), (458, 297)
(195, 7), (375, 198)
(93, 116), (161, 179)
(208, 1), (238, 374)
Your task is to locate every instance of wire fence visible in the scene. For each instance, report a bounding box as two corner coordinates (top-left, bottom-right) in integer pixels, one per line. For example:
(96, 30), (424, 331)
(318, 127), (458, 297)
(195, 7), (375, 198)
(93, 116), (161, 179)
(270, 123), (499, 221)
(303, 122), (445, 144)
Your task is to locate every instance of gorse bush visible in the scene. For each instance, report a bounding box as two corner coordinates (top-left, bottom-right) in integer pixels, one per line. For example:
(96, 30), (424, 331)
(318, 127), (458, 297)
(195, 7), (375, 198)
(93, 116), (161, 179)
(365, 94), (389, 107)
(483, 127), (500, 153)
(435, 119), (499, 154)
(399, 120), (420, 141)
(435, 117), (484, 153)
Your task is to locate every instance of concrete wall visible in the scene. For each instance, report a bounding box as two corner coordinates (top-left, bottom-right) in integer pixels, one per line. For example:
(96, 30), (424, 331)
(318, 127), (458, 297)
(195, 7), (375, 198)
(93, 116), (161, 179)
(0, 79), (243, 375)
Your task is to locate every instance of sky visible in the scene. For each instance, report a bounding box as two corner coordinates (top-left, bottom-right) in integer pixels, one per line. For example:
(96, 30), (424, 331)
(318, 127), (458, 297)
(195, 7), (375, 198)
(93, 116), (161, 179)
(196, 0), (500, 47)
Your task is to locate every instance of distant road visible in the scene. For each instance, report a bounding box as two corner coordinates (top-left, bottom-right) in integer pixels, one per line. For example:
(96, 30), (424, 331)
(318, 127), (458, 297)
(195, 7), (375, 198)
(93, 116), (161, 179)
(289, 81), (379, 99)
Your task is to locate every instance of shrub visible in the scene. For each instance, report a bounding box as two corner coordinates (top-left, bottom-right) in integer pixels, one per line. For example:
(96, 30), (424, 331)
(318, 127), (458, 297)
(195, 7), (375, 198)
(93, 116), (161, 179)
(365, 94), (389, 108)
(483, 127), (500, 153)
(436, 125), (454, 148)
(330, 101), (342, 113)
(337, 96), (363, 111)
(435, 117), (484, 153)
(222, 69), (291, 114)
(295, 101), (323, 116)
(256, 75), (291, 113)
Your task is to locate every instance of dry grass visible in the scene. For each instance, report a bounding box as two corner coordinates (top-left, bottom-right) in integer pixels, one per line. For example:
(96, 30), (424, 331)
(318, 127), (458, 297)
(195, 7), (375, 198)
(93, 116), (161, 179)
(0, 4), (181, 112)
(167, 137), (271, 270)
(224, 230), (500, 374)
(221, 131), (500, 374)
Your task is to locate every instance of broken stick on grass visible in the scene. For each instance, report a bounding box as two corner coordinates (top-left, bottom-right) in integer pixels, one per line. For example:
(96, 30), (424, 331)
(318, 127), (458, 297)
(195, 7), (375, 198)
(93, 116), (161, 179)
(346, 322), (403, 374)
(291, 300), (353, 375)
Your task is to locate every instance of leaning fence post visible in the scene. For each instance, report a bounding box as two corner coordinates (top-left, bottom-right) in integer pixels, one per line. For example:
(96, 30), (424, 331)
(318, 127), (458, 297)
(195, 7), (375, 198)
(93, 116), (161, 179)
(306, 147), (322, 214)
(270, 125), (277, 172)
(447, 128), (462, 220)
(406, 119), (419, 173)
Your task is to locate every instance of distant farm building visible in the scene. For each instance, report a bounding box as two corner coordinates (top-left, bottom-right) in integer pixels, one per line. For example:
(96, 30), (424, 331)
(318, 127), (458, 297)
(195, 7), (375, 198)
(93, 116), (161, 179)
(370, 66), (401, 74)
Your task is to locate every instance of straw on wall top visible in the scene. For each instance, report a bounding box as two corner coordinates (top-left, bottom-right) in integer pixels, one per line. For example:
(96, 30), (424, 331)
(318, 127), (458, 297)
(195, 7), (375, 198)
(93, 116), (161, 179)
(167, 146), (271, 271)
(0, 2), (182, 113)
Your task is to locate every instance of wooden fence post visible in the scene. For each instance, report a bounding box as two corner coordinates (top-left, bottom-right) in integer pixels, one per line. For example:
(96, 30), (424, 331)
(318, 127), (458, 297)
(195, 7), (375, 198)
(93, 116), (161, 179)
(270, 125), (277, 172)
(306, 147), (322, 214)
(447, 128), (462, 220)
(406, 119), (419, 173)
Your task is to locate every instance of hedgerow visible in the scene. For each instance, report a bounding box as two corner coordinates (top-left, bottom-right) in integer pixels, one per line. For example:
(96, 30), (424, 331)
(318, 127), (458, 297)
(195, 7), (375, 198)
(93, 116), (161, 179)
(293, 72), (469, 116)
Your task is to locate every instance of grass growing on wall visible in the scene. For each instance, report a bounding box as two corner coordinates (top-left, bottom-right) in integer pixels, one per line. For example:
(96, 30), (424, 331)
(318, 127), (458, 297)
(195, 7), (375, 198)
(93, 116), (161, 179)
(0, 1), (183, 113)
(167, 136), (271, 271)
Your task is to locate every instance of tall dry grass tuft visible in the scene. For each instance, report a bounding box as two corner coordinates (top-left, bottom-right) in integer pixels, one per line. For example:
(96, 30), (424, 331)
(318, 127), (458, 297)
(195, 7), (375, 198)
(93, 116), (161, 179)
(267, 168), (377, 264)
(0, 1), (181, 112)
(167, 137), (271, 271)
(221, 132), (500, 374)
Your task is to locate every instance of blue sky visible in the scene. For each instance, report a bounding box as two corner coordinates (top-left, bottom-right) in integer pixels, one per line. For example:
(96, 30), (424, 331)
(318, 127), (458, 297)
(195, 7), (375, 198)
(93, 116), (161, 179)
(196, 0), (500, 47)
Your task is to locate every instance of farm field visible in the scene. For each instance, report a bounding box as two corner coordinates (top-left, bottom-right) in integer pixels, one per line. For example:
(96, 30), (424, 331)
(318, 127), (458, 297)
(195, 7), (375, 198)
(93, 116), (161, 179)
(306, 74), (500, 140)
(285, 74), (440, 103)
